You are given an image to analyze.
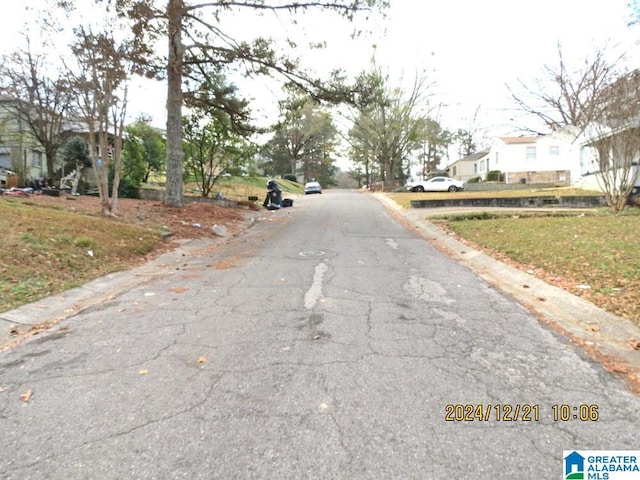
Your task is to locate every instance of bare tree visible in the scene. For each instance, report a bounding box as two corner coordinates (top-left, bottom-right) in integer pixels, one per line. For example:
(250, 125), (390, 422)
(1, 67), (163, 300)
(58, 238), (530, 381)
(0, 37), (72, 180)
(68, 27), (137, 216)
(453, 105), (487, 159)
(582, 71), (640, 211)
(508, 43), (623, 132)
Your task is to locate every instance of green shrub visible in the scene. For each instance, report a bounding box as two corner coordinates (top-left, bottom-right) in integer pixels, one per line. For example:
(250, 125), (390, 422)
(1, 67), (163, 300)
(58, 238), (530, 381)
(467, 176), (481, 183)
(486, 170), (503, 182)
(117, 177), (141, 199)
(282, 173), (298, 182)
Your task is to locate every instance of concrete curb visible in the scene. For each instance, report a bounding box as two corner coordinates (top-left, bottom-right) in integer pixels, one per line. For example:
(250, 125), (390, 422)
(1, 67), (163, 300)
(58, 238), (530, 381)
(0, 212), (264, 350)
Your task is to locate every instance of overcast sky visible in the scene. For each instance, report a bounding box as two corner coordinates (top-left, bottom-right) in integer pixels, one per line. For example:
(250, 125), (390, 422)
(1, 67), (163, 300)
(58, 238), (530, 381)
(2, 1), (639, 146)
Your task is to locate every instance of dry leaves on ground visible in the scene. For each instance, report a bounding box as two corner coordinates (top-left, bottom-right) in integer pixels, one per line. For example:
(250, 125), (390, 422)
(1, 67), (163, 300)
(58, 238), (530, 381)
(21, 194), (251, 241)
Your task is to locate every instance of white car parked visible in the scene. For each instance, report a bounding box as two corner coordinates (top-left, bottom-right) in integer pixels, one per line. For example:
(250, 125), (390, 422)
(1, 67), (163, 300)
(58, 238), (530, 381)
(406, 176), (464, 192)
(304, 181), (322, 194)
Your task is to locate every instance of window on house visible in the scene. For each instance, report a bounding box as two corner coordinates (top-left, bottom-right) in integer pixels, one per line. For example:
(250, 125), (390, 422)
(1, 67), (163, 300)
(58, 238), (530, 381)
(0, 153), (10, 169)
(474, 163), (478, 173)
(495, 152), (499, 165)
(549, 146), (559, 156)
(526, 146), (536, 160)
(32, 150), (42, 167)
(452, 166), (457, 176)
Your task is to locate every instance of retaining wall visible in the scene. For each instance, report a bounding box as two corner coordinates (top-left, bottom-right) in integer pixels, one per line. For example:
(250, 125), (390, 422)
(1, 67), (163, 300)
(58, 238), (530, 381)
(410, 195), (608, 209)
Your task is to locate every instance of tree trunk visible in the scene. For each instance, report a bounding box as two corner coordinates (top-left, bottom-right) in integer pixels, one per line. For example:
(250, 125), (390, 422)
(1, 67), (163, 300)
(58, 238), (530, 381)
(45, 147), (57, 180)
(164, 0), (185, 208)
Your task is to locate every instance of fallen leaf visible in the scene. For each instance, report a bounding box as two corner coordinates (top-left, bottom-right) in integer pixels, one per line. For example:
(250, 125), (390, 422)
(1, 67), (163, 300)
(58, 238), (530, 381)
(586, 325), (600, 332)
(20, 390), (33, 402)
(627, 338), (640, 351)
(197, 356), (208, 364)
(169, 286), (189, 294)
(610, 363), (630, 374)
(0, 386), (7, 393)
(138, 369), (148, 375)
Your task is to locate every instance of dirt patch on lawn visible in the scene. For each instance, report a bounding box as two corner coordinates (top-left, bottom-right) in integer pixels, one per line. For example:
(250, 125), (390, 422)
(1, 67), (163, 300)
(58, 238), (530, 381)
(19, 193), (256, 241)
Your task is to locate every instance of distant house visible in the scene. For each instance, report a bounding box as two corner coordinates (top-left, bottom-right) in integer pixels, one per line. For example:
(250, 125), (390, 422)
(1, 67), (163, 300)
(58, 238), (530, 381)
(480, 129), (581, 185)
(447, 149), (489, 182)
(0, 96), (48, 185)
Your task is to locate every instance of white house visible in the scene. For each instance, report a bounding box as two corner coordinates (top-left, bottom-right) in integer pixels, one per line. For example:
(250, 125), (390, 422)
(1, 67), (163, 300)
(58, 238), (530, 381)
(478, 128), (582, 185)
(573, 122), (640, 192)
(447, 149), (489, 182)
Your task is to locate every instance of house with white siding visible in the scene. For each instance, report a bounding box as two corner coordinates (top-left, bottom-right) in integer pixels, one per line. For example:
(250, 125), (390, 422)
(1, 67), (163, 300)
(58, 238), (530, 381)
(477, 128), (582, 185)
(447, 149), (489, 182)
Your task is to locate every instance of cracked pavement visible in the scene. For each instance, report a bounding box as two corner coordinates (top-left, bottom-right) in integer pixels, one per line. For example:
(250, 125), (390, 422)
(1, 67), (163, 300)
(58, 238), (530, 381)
(1, 190), (639, 479)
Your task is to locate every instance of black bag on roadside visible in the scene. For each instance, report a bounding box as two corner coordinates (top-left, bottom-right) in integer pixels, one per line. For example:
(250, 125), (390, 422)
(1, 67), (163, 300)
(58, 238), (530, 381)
(263, 180), (282, 210)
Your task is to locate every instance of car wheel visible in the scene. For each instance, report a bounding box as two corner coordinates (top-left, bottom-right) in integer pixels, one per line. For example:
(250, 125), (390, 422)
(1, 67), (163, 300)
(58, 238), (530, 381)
(415, 185), (425, 192)
(448, 185), (457, 192)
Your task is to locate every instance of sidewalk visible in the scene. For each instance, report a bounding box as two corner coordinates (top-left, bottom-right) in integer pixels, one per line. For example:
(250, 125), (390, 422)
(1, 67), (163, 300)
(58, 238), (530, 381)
(374, 193), (640, 393)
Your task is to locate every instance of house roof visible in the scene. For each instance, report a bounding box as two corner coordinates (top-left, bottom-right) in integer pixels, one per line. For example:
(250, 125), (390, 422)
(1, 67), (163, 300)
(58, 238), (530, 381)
(498, 136), (540, 144)
(449, 149), (490, 166)
(460, 149), (490, 162)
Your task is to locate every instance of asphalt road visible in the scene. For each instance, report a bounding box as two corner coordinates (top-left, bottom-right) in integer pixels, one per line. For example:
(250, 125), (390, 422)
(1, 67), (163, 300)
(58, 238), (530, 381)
(1, 189), (639, 479)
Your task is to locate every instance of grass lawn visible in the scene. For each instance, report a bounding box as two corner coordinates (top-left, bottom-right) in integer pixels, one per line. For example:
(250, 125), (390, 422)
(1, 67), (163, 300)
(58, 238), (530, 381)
(185, 176), (304, 201)
(0, 175), (304, 314)
(435, 209), (640, 325)
(0, 198), (163, 313)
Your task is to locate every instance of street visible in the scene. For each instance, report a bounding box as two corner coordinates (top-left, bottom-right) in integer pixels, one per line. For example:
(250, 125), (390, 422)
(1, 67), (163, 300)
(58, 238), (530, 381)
(1, 189), (639, 479)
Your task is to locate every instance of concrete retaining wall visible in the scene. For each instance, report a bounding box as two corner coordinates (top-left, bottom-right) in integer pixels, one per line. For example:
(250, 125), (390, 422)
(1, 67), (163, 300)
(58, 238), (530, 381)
(410, 195), (607, 209)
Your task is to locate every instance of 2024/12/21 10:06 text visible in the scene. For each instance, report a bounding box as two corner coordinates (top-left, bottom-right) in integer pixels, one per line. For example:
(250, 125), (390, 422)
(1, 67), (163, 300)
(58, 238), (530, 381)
(444, 404), (600, 422)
